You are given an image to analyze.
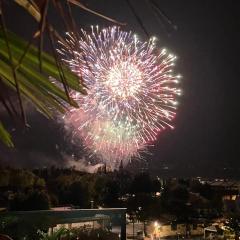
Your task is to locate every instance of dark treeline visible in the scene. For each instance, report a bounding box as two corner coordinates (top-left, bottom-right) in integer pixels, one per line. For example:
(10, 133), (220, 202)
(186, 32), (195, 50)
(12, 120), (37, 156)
(0, 167), (223, 223)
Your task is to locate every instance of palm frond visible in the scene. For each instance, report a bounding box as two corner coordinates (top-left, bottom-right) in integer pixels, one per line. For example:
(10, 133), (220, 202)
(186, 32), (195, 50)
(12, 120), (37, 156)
(0, 30), (86, 146)
(39, 227), (69, 240)
(0, 0), (124, 148)
(14, 0), (41, 21)
(0, 121), (13, 147)
(68, 0), (126, 25)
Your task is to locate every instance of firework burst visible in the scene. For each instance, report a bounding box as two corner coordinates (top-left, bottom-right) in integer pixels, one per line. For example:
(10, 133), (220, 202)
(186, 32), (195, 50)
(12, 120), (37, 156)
(59, 26), (181, 168)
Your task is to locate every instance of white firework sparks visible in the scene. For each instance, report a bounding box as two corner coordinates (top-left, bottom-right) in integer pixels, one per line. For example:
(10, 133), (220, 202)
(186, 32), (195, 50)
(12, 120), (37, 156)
(59, 26), (181, 168)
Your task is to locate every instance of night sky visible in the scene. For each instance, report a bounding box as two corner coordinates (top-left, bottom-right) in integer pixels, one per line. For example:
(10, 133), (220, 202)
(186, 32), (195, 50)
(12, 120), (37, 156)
(1, 0), (240, 177)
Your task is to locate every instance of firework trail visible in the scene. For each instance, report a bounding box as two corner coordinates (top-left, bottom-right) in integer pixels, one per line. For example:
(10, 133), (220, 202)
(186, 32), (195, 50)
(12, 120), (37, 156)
(59, 26), (181, 168)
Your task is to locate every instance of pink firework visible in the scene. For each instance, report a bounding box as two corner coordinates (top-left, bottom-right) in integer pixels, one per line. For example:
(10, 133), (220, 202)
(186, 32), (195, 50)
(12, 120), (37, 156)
(59, 26), (181, 168)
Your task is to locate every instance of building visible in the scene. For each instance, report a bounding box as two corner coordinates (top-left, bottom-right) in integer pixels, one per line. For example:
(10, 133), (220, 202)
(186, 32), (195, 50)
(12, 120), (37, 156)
(0, 208), (127, 240)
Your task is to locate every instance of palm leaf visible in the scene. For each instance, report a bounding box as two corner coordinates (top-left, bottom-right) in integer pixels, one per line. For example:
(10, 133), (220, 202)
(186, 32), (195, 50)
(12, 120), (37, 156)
(0, 30), (86, 147)
(39, 227), (69, 240)
(0, 121), (13, 148)
(0, 30), (86, 94)
(14, 0), (41, 22)
(0, 0), (124, 148)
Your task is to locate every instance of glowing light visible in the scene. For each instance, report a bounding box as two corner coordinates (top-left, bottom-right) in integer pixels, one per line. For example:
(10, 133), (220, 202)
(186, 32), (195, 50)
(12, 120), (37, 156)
(59, 26), (181, 168)
(154, 221), (160, 227)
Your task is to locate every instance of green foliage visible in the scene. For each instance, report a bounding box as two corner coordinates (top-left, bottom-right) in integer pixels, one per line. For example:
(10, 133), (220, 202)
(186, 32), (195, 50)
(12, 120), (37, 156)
(9, 169), (35, 189)
(224, 217), (240, 239)
(0, 168), (46, 189)
(0, 168), (49, 211)
(130, 173), (153, 194)
(0, 214), (51, 240)
(102, 180), (120, 207)
(47, 173), (90, 208)
(0, 169), (10, 187)
(191, 181), (223, 214)
(39, 227), (70, 240)
(87, 175), (110, 205)
(0, 168), (228, 239)
(67, 228), (119, 240)
(191, 182), (214, 200)
(68, 181), (89, 207)
(0, 216), (19, 238)
(0, 219), (119, 240)
(9, 189), (50, 211)
(161, 185), (191, 220)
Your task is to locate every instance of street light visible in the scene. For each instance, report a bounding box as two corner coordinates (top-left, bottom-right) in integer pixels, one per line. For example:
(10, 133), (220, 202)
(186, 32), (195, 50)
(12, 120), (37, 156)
(90, 200), (94, 209)
(154, 221), (159, 228)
